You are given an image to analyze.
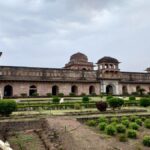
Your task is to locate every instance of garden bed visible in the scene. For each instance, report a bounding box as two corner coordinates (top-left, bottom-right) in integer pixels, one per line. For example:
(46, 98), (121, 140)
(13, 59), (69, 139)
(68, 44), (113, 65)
(65, 108), (147, 116)
(82, 115), (150, 149)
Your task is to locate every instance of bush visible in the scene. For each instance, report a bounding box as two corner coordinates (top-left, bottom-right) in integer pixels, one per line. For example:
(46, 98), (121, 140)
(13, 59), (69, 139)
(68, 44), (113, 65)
(144, 119), (150, 129)
(99, 116), (108, 123)
(116, 124), (126, 133)
(129, 96), (136, 101)
(129, 122), (139, 130)
(82, 96), (89, 103)
(121, 119), (130, 128)
(81, 93), (86, 96)
(86, 120), (97, 127)
(119, 134), (128, 142)
(47, 93), (52, 97)
(32, 92), (39, 97)
(106, 95), (113, 101)
(143, 136), (150, 147)
(130, 115), (139, 122)
(121, 116), (128, 121)
(111, 117), (119, 123)
(127, 129), (137, 139)
(131, 92), (139, 96)
(20, 93), (27, 97)
(99, 122), (107, 131)
(140, 98), (150, 107)
(52, 96), (60, 104)
(74, 103), (81, 110)
(108, 98), (124, 110)
(110, 122), (117, 127)
(96, 101), (108, 112)
(58, 93), (64, 97)
(135, 119), (142, 126)
(105, 125), (116, 136)
(69, 93), (75, 97)
(0, 100), (17, 116)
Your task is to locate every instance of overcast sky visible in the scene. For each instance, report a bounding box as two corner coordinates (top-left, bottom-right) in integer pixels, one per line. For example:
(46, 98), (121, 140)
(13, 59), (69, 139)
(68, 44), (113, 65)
(0, 0), (150, 72)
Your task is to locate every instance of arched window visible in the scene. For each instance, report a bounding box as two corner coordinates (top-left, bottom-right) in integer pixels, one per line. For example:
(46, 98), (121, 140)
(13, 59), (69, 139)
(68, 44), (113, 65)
(52, 85), (59, 96)
(4, 85), (13, 97)
(122, 86), (128, 95)
(89, 86), (95, 95)
(29, 85), (37, 96)
(71, 85), (78, 95)
(106, 85), (113, 95)
(82, 68), (87, 71)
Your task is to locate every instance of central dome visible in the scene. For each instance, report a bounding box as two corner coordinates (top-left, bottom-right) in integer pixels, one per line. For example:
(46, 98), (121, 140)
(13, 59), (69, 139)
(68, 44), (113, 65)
(70, 52), (88, 62)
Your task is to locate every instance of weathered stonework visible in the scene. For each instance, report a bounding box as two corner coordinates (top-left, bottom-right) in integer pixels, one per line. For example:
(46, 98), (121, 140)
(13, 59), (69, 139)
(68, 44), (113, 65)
(0, 52), (150, 97)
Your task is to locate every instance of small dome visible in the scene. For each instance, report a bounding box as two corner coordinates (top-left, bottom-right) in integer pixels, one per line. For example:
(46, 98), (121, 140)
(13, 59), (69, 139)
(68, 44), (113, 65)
(70, 52), (88, 62)
(146, 67), (150, 71)
(97, 56), (119, 64)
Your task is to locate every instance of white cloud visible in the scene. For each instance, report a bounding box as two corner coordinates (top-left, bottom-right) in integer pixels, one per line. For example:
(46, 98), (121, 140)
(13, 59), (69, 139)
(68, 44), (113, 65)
(0, 0), (150, 71)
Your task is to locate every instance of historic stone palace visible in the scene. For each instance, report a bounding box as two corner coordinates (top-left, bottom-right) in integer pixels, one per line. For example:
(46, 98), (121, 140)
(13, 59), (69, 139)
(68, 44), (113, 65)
(0, 52), (150, 97)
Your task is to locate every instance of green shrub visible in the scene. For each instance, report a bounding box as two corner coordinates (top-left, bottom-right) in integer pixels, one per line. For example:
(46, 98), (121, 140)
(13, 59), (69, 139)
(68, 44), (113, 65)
(0, 100), (17, 116)
(99, 116), (108, 123)
(86, 120), (97, 127)
(129, 122), (139, 130)
(106, 95), (113, 101)
(81, 93), (86, 96)
(105, 125), (116, 136)
(58, 93), (64, 97)
(46, 93), (52, 97)
(32, 92), (39, 97)
(110, 122), (117, 127)
(74, 103), (81, 110)
(140, 98), (150, 107)
(69, 93), (75, 97)
(108, 98), (124, 110)
(52, 96), (60, 104)
(116, 124), (126, 133)
(129, 96), (136, 101)
(143, 135), (150, 147)
(121, 119), (130, 128)
(127, 129), (137, 139)
(96, 101), (108, 112)
(20, 93), (27, 97)
(99, 122), (107, 131)
(121, 116), (128, 121)
(135, 119), (142, 126)
(130, 115), (139, 122)
(111, 117), (118, 123)
(119, 134), (128, 142)
(144, 119), (150, 129)
(82, 96), (89, 103)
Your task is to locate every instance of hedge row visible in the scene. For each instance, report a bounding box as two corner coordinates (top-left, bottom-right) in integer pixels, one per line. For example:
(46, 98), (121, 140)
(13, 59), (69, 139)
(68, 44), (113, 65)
(17, 103), (96, 110)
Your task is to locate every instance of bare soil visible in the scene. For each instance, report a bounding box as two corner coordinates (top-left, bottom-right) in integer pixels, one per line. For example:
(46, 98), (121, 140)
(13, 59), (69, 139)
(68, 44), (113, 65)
(46, 117), (150, 150)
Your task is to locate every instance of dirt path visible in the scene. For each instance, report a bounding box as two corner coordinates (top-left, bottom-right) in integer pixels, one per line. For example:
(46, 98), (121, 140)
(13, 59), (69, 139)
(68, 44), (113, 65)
(46, 117), (150, 150)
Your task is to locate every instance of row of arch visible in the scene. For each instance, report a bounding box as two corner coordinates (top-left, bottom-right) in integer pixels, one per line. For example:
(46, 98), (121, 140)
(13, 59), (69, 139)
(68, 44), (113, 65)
(122, 85), (150, 95)
(3, 85), (96, 97)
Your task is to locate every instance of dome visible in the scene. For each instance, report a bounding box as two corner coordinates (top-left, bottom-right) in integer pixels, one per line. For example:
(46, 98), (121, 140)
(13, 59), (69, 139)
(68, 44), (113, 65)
(70, 52), (88, 62)
(97, 56), (119, 64)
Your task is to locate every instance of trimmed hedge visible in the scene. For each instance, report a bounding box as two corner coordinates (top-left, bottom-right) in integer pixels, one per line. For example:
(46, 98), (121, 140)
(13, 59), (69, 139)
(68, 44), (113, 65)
(96, 101), (108, 112)
(0, 100), (17, 116)
(108, 98), (124, 110)
(143, 136), (150, 147)
(140, 98), (150, 107)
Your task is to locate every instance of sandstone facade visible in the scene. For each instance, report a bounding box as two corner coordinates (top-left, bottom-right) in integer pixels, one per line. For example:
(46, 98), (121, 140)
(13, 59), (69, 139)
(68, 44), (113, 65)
(0, 52), (150, 97)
